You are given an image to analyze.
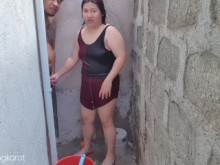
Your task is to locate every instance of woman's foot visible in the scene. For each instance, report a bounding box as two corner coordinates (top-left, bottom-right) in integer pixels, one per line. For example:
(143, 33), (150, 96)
(102, 156), (116, 165)
(74, 147), (90, 155)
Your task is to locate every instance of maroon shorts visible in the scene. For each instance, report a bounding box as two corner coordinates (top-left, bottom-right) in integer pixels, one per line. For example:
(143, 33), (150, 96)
(80, 75), (120, 110)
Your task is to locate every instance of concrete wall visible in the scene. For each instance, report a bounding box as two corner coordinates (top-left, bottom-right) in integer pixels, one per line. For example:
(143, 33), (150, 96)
(55, 0), (134, 143)
(133, 0), (220, 164)
(0, 1), (50, 165)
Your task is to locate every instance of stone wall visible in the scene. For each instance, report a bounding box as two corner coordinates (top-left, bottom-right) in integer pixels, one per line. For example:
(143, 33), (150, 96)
(133, 0), (220, 164)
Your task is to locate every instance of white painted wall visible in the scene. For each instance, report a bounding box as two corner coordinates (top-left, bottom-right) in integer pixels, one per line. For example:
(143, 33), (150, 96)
(0, 1), (51, 164)
(55, 0), (134, 142)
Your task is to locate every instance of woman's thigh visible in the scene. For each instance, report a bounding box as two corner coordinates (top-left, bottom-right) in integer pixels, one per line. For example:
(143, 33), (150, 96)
(80, 105), (96, 124)
(97, 99), (117, 124)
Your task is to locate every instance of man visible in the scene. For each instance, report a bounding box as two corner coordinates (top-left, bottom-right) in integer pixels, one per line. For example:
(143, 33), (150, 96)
(44, 0), (63, 137)
(44, 0), (63, 75)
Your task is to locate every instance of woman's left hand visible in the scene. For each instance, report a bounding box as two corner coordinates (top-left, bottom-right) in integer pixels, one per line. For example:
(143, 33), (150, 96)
(99, 78), (112, 100)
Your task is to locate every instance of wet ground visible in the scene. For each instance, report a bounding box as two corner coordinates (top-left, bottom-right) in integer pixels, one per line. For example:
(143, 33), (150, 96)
(57, 138), (136, 165)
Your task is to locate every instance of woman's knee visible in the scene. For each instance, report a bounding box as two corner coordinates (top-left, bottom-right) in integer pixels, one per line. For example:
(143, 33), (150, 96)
(81, 116), (95, 125)
(101, 119), (114, 129)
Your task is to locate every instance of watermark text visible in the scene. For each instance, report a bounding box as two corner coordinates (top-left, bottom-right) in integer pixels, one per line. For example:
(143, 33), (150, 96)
(0, 155), (25, 164)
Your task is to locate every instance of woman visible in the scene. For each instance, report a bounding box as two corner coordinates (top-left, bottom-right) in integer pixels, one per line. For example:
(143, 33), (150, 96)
(50, 0), (126, 164)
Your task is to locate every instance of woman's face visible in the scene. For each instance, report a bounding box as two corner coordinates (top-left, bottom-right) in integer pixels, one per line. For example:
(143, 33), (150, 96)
(82, 2), (103, 27)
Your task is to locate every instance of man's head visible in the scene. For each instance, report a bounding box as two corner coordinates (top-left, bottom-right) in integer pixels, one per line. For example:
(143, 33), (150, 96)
(44, 0), (63, 17)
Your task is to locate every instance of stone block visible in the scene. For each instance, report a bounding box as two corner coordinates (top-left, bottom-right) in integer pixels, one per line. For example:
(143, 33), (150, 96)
(149, 0), (166, 24)
(150, 72), (165, 122)
(145, 31), (156, 64)
(134, 0), (139, 18)
(154, 120), (170, 165)
(194, 135), (212, 165)
(184, 52), (220, 132)
(168, 0), (200, 29)
(137, 25), (143, 48)
(168, 102), (196, 165)
(145, 65), (151, 95)
(209, 152), (220, 165)
(158, 37), (180, 81)
(210, 0), (220, 26)
(145, 101), (154, 139)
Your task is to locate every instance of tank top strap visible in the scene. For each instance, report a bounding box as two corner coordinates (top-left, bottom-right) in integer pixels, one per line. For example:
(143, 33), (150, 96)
(78, 27), (84, 45)
(99, 24), (111, 41)
(102, 24), (111, 34)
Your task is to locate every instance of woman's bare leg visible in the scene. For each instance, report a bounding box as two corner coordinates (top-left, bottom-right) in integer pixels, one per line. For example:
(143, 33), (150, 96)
(76, 105), (96, 155)
(98, 99), (117, 165)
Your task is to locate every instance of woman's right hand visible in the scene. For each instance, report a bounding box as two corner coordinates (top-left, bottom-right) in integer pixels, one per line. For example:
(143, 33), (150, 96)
(50, 73), (60, 86)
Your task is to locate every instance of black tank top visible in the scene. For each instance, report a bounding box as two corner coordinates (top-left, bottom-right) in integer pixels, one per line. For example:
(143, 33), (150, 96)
(78, 25), (115, 78)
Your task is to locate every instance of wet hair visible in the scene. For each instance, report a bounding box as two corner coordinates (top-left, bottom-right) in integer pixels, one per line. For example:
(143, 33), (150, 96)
(81, 0), (106, 24)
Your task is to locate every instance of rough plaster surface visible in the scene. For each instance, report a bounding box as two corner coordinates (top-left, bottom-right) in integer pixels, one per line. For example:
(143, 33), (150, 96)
(0, 1), (49, 164)
(55, 0), (134, 142)
(56, 90), (82, 142)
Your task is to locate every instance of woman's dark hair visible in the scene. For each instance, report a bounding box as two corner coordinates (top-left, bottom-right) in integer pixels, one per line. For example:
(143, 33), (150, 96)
(81, 0), (106, 24)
